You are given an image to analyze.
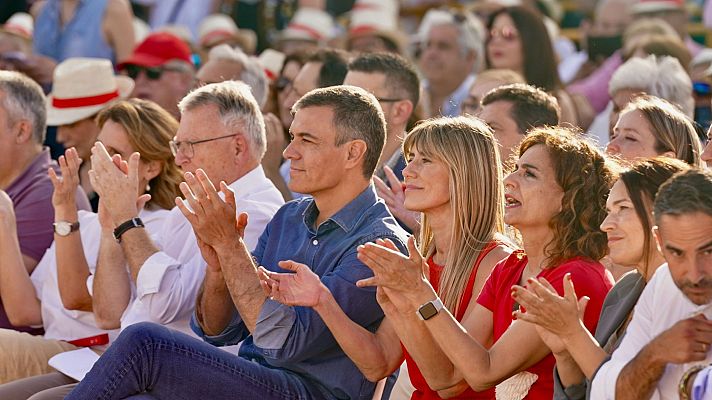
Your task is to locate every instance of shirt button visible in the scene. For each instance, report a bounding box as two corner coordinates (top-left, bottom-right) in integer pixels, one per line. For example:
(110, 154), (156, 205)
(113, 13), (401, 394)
(312, 239), (318, 245)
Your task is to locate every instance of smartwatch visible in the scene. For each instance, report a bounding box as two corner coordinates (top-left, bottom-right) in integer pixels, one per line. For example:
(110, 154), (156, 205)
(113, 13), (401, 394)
(416, 297), (444, 321)
(53, 220), (80, 236)
(113, 217), (144, 242)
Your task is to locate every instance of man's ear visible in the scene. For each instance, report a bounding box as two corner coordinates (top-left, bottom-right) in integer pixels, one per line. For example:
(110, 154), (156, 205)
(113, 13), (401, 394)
(233, 134), (248, 158)
(344, 139), (367, 170)
(14, 120), (34, 144)
(391, 100), (414, 126)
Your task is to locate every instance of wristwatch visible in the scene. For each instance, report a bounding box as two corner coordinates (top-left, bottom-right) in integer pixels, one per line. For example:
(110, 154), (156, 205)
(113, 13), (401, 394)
(53, 220), (80, 236)
(416, 297), (444, 321)
(113, 217), (145, 243)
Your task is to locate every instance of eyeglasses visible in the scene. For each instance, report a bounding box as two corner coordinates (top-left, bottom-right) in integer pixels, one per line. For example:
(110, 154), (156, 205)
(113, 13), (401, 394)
(124, 64), (186, 81)
(489, 26), (519, 42)
(169, 134), (238, 158)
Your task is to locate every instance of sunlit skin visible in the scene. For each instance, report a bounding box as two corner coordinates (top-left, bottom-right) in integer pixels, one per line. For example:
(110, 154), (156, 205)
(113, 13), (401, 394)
(609, 89), (641, 137)
(477, 100), (523, 166)
(283, 106), (355, 198)
(280, 61), (320, 127)
(502, 144), (564, 230)
(56, 117), (100, 160)
(654, 212), (712, 306)
(600, 180), (649, 269)
(402, 147), (451, 216)
(419, 24), (473, 88)
(461, 78), (509, 116)
(486, 14), (524, 74)
(277, 60), (304, 129)
(96, 120), (159, 192)
(607, 109), (670, 163)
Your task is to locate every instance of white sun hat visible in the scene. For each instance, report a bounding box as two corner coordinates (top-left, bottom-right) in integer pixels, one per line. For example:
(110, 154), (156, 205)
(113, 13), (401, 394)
(46, 58), (134, 126)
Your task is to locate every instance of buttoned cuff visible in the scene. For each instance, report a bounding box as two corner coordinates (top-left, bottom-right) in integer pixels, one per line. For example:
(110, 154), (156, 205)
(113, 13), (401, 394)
(136, 251), (179, 298)
(252, 299), (296, 350)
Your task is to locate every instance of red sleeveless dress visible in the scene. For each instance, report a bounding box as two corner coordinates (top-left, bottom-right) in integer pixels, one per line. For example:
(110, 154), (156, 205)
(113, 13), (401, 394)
(403, 241), (502, 399)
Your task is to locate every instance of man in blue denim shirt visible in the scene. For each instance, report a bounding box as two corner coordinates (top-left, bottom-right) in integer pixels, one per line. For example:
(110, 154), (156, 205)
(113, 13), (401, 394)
(65, 85), (409, 400)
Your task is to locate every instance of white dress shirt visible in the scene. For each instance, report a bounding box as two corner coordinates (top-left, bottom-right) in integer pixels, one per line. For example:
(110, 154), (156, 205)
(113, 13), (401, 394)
(117, 165), (284, 336)
(591, 264), (712, 400)
(31, 207), (169, 342)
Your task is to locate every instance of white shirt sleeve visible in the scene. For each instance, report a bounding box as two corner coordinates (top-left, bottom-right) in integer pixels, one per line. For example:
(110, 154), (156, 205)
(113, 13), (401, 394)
(591, 271), (660, 400)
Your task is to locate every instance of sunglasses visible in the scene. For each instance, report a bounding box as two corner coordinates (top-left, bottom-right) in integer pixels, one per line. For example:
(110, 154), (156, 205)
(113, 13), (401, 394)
(489, 26), (519, 42)
(275, 76), (293, 91)
(124, 64), (185, 81)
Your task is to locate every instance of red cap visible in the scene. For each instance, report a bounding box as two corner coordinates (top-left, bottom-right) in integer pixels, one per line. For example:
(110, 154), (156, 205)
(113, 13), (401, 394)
(117, 32), (192, 70)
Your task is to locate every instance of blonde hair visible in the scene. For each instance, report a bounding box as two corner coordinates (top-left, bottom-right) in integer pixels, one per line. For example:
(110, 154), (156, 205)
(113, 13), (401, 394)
(620, 95), (703, 167)
(403, 116), (505, 315)
(96, 99), (182, 210)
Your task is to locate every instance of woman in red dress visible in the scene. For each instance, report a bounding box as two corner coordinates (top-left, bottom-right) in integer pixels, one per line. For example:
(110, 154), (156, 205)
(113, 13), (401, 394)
(356, 126), (618, 399)
(259, 116), (514, 399)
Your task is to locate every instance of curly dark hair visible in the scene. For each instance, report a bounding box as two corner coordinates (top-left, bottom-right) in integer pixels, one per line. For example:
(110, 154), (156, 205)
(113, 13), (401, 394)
(519, 127), (619, 267)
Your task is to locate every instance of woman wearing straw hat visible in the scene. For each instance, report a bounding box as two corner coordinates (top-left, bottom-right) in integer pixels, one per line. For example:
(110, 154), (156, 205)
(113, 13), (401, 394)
(46, 57), (134, 211)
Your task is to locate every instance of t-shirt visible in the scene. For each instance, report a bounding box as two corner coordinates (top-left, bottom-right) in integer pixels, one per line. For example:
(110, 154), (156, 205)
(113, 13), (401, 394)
(477, 251), (614, 399)
(405, 241), (502, 400)
(1, 149), (91, 334)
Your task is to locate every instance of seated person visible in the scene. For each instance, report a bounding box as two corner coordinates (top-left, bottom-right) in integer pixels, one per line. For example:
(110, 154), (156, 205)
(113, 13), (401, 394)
(64, 85), (409, 400)
(260, 116), (515, 399)
(592, 168), (712, 399)
(0, 71), (90, 335)
(510, 157), (690, 399)
(356, 127), (617, 398)
(0, 98), (179, 386)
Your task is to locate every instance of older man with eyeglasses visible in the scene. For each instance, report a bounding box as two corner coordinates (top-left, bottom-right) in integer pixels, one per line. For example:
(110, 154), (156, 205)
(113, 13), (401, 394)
(117, 32), (195, 119)
(86, 80), (283, 347)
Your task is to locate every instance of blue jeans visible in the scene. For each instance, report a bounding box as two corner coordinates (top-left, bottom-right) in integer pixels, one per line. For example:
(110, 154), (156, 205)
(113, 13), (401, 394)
(65, 323), (328, 400)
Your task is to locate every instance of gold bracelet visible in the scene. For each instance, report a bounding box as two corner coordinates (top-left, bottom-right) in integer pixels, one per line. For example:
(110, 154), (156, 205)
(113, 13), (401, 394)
(679, 365), (706, 400)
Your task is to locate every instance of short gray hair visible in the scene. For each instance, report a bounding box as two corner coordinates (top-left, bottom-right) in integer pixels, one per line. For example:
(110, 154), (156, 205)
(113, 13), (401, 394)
(0, 71), (46, 143)
(178, 80), (266, 158)
(292, 85), (386, 178)
(609, 55), (694, 117)
(420, 9), (486, 72)
(205, 44), (269, 108)
(654, 168), (712, 224)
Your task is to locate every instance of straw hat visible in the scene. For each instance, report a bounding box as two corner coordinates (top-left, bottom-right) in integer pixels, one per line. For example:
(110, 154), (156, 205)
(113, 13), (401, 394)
(47, 58), (134, 126)
(199, 14), (257, 55)
(0, 12), (33, 40)
(632, 0), (685, 14)
(347, 0), (408, 54)
(257, 49), (286, 80)
(279, 7), (334, 43)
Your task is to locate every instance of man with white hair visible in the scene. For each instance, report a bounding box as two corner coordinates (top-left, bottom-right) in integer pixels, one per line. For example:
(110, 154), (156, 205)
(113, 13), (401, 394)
(84, 80), (283, 342)
(196, 44), (269, 109)
(587, 55), (693, 146)
(417, 9), (485, 117)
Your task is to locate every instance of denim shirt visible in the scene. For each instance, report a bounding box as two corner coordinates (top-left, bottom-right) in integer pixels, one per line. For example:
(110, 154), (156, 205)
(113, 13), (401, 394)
(191, 185), (409, 399)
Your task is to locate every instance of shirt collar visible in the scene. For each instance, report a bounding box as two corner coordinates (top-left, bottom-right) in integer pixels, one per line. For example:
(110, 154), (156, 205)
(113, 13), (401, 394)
(225, 165), (269, 201)
(302, 184), (378, 233)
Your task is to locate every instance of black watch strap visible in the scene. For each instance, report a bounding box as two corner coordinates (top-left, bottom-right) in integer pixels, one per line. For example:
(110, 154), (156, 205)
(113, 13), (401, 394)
(113, 217), (144, 242)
